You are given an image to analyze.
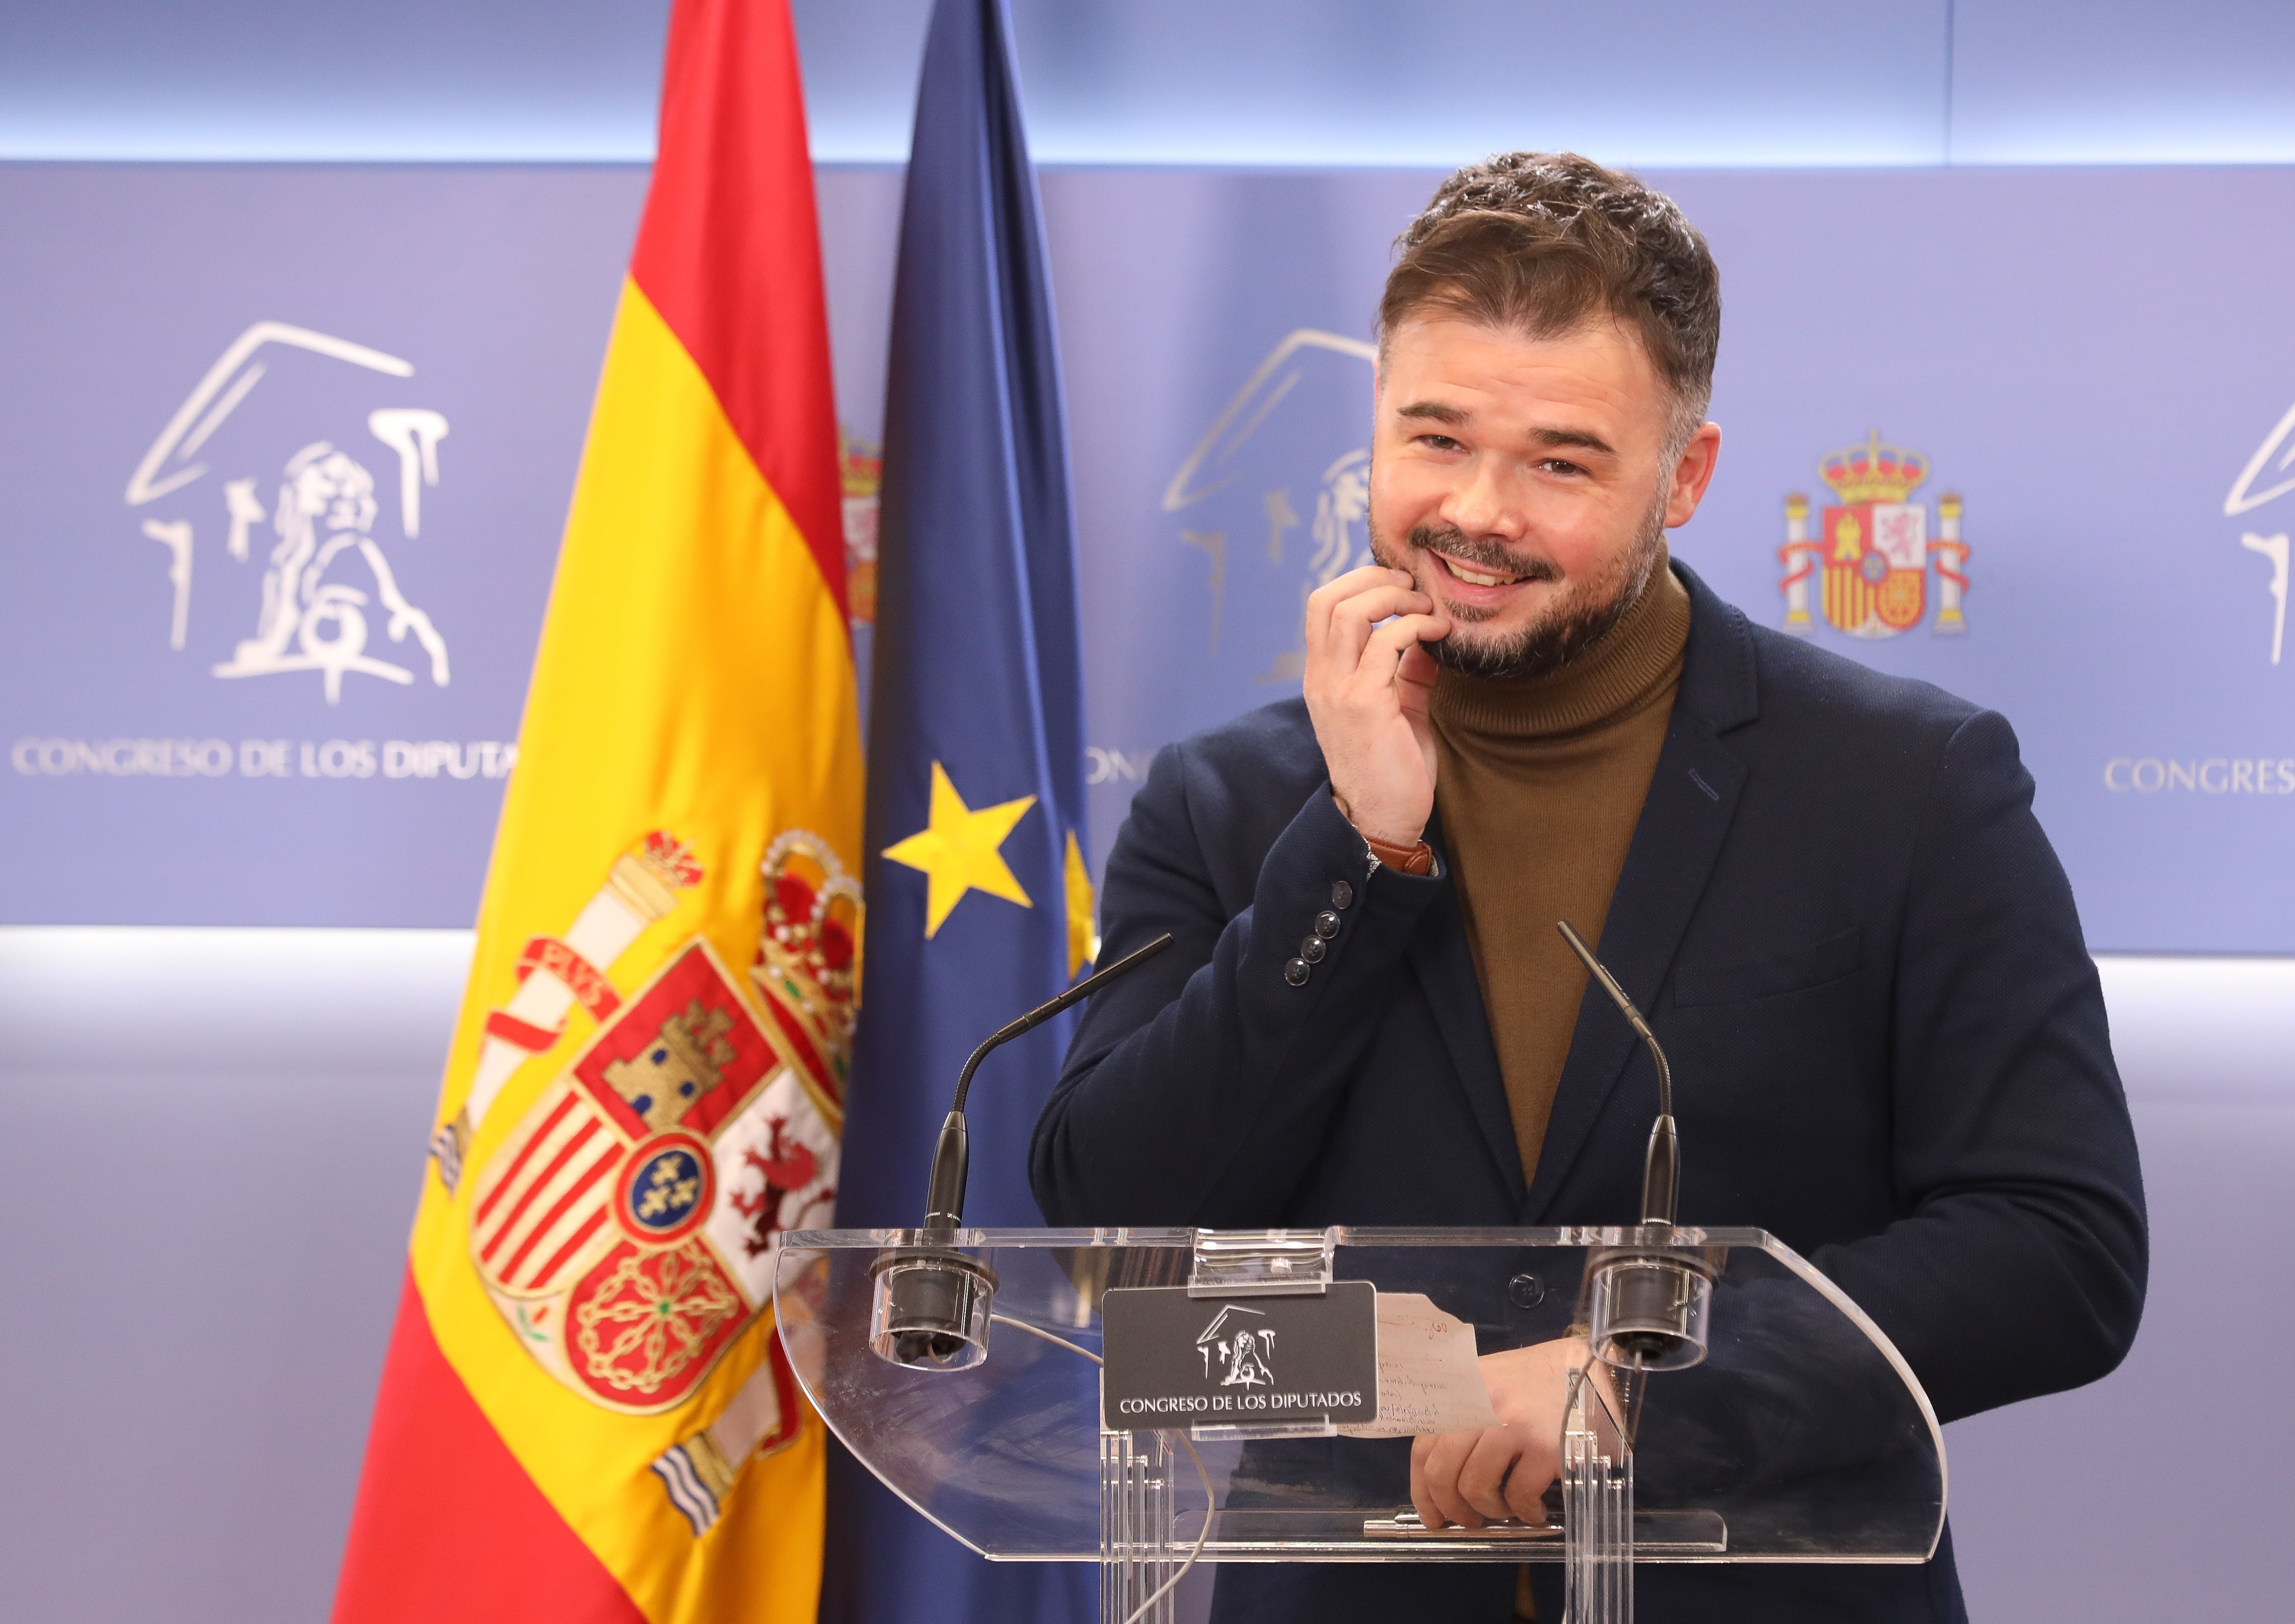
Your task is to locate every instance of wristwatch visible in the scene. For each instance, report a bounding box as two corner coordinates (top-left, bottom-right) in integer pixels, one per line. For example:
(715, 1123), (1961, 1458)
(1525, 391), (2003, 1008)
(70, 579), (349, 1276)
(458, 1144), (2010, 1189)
(1361, 829), (1436, 877)
(1332, 787), (1437, 877)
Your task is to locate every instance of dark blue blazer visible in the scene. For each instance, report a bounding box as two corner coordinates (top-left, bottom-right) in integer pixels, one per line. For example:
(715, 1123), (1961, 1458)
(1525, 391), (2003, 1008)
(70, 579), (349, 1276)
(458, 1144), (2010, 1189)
(1031, 564), (2147, 1624)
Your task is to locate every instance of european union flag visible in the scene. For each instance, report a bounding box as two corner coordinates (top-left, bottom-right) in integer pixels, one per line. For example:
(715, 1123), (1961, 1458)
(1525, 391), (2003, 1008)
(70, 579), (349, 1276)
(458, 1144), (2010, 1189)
(822, 1), (1094, 1621)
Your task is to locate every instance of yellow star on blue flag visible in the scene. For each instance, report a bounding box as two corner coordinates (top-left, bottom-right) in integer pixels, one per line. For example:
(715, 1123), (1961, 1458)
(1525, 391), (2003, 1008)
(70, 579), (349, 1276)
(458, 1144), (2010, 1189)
(881, 760), (1036, 937)
(1063, 828), (1099, 978)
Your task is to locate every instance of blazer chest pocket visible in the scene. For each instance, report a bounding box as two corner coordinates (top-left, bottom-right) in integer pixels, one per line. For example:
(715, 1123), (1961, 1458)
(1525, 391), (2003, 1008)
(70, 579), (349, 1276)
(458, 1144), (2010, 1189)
(1671, 926), (1863, 1008)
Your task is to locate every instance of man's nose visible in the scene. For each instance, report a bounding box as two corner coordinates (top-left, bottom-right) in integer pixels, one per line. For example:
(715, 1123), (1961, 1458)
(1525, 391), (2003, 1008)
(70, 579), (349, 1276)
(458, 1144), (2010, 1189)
(1438, 458), (1526, 542)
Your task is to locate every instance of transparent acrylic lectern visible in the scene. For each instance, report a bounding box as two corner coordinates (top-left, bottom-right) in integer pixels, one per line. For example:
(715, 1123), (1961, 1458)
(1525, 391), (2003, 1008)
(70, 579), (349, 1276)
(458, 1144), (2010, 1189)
(775, 1225), (1944, 1624)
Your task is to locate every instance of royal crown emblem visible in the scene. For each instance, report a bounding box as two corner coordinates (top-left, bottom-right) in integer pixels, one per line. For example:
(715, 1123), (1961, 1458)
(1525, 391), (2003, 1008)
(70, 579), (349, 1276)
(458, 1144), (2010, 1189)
(1779, 430), (1970, 639)
(445, 829), (859, 1531)
(751, 827), (861, 1097)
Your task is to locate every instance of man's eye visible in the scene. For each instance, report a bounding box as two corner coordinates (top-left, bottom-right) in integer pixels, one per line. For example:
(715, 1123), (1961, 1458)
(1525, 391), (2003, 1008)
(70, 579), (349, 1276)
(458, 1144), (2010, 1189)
(1418, 434), (1464, 452)
(1539, 458), (1586, 477)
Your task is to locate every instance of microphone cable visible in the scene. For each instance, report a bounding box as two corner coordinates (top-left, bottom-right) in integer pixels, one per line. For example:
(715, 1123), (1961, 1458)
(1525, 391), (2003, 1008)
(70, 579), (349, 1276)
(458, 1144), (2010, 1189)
(987, 1312), (1214, 1624)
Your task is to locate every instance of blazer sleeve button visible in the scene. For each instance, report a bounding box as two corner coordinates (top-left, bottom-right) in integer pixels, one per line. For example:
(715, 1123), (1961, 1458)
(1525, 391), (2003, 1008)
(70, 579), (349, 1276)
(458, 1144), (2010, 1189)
(1283, 958), (1311, 987)
(1299, 936), (1326, 964)
(1313, 910), (1342, 940)
(1330, 879), (1355, 910)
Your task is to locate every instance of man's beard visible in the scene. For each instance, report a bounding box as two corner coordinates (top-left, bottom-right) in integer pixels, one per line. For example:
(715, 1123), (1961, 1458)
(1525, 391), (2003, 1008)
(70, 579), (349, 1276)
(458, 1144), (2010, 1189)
(1368, 488), (1668, 682)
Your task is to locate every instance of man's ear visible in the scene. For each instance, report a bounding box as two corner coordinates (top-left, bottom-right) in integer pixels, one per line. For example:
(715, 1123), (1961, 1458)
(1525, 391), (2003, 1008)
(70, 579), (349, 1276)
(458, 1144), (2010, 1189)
(1664, 422), (1723, 529)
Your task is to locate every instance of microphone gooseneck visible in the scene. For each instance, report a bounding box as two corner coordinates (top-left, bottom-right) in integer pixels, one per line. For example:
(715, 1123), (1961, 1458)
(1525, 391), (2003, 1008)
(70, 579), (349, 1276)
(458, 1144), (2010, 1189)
(921, 932), (1174, 1231)
(873, 932), (1175, 1372)
(1555, 920), (1677, 1228)
(949, 932), (1176, 1115)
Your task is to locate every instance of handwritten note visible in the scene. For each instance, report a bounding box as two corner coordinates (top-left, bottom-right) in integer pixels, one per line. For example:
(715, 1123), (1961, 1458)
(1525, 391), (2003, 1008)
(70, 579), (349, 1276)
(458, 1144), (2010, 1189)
(1337, 1291), (1500, 1438)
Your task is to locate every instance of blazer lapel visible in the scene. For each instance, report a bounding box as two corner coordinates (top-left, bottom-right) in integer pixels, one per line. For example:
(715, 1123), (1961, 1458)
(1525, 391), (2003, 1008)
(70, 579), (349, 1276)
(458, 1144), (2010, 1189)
(1408, 814), (1527, 1198)
(1523, 569), (1758, 1223)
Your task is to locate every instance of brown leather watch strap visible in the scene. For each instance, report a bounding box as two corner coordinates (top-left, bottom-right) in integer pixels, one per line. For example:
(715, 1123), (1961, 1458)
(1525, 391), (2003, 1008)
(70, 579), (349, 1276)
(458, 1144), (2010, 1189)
(1363, 832), (1435, 876)
(1331, 790), (1436, 877)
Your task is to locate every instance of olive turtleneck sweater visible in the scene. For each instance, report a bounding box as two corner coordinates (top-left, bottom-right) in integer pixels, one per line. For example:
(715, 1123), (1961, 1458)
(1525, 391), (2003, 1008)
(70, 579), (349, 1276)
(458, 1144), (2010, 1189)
(1429, 547), (1693, 1188)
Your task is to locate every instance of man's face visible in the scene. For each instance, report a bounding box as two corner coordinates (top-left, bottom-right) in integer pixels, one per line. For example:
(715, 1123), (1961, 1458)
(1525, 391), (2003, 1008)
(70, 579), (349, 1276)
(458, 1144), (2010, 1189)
(1368, 312), (1720, 680)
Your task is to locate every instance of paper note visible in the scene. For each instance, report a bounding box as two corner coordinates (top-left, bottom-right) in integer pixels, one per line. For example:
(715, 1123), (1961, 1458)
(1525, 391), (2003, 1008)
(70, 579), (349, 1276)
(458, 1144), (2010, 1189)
(1337, 1291), (1500, 1438)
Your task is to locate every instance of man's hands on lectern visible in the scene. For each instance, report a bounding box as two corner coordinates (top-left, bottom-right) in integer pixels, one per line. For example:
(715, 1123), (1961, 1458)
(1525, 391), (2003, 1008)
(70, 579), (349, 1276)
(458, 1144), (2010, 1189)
(1303, 565), (1452, 847)
(1410, 1336), (1592, 1529)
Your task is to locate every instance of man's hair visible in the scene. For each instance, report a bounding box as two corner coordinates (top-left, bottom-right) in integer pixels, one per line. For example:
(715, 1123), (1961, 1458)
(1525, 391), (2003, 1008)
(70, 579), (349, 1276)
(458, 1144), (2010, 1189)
(1379, 152), (1721, 452)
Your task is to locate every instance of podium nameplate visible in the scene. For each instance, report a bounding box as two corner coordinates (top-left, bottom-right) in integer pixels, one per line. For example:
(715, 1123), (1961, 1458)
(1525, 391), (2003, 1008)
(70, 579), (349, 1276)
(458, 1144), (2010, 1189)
(1101, 1281), (1377, 1432)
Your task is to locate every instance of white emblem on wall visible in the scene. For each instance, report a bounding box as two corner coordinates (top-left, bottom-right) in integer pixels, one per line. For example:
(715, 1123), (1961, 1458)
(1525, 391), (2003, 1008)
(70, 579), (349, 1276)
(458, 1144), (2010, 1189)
(124, 321), (454, 703)
(2227, 398), (2295, 666)
(1164, 329), (1377, 681)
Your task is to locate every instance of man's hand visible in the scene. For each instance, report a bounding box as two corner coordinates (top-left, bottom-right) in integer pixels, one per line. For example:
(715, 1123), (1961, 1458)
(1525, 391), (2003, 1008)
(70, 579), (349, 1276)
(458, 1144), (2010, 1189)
(1303, 565), (1451, 847)
(1410, 1337), (1592, 1530)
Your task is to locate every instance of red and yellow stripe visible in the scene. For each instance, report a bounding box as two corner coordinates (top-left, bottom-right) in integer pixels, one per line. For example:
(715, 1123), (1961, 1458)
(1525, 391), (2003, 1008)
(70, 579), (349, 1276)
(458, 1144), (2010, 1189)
(333, 2), (860, 1620)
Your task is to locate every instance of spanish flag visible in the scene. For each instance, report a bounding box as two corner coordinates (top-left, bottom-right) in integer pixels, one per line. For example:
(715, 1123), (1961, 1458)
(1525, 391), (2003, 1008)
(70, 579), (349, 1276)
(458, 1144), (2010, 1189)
(331, 2), (862, 1620)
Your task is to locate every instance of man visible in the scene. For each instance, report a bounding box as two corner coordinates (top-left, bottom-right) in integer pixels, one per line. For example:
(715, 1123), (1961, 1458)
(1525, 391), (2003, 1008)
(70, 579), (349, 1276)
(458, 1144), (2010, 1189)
(1031, 154), (2145, 1623)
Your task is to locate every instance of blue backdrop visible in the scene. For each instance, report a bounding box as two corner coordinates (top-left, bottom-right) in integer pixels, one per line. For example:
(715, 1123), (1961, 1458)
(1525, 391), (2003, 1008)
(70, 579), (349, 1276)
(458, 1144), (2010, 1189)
(3, 162), (2292, 949)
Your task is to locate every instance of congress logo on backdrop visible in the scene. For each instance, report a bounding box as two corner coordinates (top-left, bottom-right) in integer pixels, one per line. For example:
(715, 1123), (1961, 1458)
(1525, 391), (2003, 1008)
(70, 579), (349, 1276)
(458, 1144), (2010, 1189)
(1163, 329), (1378, 682)
(10, 316), (518, 814)
(2227, 398), (2293, 666)
(1778, 430), (1970, 639)
(125, 321), (453, 704)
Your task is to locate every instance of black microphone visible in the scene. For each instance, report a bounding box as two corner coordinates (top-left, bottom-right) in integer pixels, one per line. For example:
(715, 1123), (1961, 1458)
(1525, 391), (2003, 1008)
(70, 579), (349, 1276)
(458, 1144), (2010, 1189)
(1555, 920), (1710, 1371)
(871, 932), (1175, 1370)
